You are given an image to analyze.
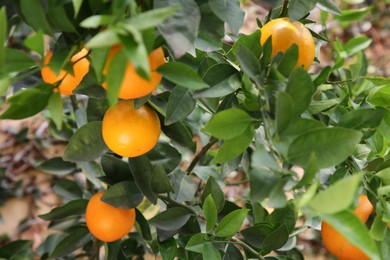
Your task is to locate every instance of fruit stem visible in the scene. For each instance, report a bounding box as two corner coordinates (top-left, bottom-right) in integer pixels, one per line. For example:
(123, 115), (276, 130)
(281, 0), (289, 17)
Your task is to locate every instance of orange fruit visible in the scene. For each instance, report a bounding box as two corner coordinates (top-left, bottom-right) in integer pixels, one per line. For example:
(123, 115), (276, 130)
(260, 18), (315, 70)
(102, 99), (161, 157)
(41, 48), (90, 95)
(85, 191), (136, 242)
(102, 46), (165, 99)
(321, 194), (374, 260)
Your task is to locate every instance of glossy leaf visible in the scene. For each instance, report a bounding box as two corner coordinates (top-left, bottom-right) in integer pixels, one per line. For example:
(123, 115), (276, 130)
(39, 199), (88, 220)
(19, 0), (53, 35)
(63, 121), (108, 162)
(150, 207), (192, 231)
(288, 0), (317, 21)
(203, 243), (221, 260)
(203, 195), (218, 232)
(49, 226), (92, 258)
(101, 181), (144, 209)
(288, 127), (362, 168)
(36, 157), (76, 176)
(202, 176), (225, 213)
(215, 209), (250, 237)
(165, 86), (196, 125)
(286, 67), (314, 116)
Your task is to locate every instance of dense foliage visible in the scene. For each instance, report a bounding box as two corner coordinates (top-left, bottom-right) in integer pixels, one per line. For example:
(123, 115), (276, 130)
(0, 0), (389, 259)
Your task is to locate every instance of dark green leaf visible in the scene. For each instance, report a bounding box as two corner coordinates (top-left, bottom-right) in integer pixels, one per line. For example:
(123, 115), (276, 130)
(209, 0), (244, 34)
(147, 142), (181, 173)
(277, 44), (299, 76)
(101, 154), (133, 183)
(194, 73), (241, 98)
(135, 208), (152, 241)
(237, 45), (262, 86)
(156, 0), (200, 58)
(128, 156), (157, 204)
(275, 91), (293, 135)
(215, 209), (250, 237)
(0, 7), (6, 70)
(63, 121), (108, 162)
(160, 120), (196, 152)
(39, 199), (88, 220)
(165, 86), (196, 125)
(308, 174), (362, 214)
(169, 169), (197, 202)
(4, 48), (36, 73)
(151, 165), (174, 194)
(36, 157), (76, 176)
(317, 0), (342, 15)
(266, 204), (297, 233)
(19, 0), (53, 35)
(240, 224), (275, 249)
(47, 1), (77, 33)
(101, 181), (144, 209)
(49, 226), (92, 258)
(159, 238), (177, 260)
(339, 108), (385, 130)
(158, 62), (209, 90)
(223, 245), (243, 260)
(286, 67), (314, 116)
(231, 30), (262, 57)
(53, 178), (83, 201)
(213, 125), (255, 163)
(0, 84), (52, 119)
(203, 195), (218, 232)
(203, 243), (221, 260)
(0, 240), (32, 258)
(262, 224), (289, 251)
(150, 207), (192, 231)
(202, 176), (225, 213)
(202, 108), (253, 139)
(86, 98), (109, 122)
(287, 127), (362, 168)
(288, 0), (317, 21)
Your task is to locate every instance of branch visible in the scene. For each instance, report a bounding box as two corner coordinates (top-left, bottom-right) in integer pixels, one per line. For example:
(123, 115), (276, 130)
(281, 0), (289, 17)
(158, 194), (197, 215)
(230, 237), (264, 259)
(186, 139), (217, 175)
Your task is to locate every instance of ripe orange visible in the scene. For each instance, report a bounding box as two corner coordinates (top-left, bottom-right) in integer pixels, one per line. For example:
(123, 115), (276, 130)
(102, 99), (161, 157)
(102, 46), (165, 99)
(85, 191), (136, 242)
(321, 194), (374, 260)
(41, 48), (90, 95)
(260, 18), (315, 70)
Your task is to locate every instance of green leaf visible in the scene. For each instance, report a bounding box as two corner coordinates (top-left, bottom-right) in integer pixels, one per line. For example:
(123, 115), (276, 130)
(49, 226), (92, 258)
(213, 125), (255, 163)
(202, 108), (253, 139)
(317, 0), (342, 15)
(288, 0), (317, 21)
(150, 165), (174, 194)
(158, 62), (209, 90)
(336, 7), (372, 23)
(275, 91), (293, 135)
(339, 108), (385, 130)
(344, 36), (372, 56)
(36, 157), (76, 176)
(0, 240), (32, 259)
(159, 238), (177, 260)
(202, 176), (225, 213)
(262, 224), (290, 251)
(0, 7), (6, 70)
(47, 91), (63, 130)
(47, 1), (77, 33)
(237, 45), (262, 86)
(4, 48), (36, 73)
(156, 0), (200, 58)
(320, 211), (381, 260)
(266, 203), (297, 233)
(209, 0), (244, 34)
(231, 30), (262, 57)
(53, 178), (83, 200)
(160, 120), (196, 152)
(376, 168), (390, 185)
(185, 233), (210, 253)
(368, 86), (390, 107)
(86, 97), (109, 122)
(106, 49), (127, 105)
(101, 154), (133, 184)
(125, 6), (179, 31)
(370, 211), (387, 241)
(72, 0), (83, 17)
(128, 155), (158, 204)
(308, 174), (362, 214)
(241, 224), (274, 249)
(286, 67), (314, 116)
(215, 209), (250, 237)
(80, 15), (116, 28)
(101, 181), (143, 209)
(135, 208), (152, 240)
(168, 169), (197, 202)
(248, 168), (285, 202)
(0, 84), (52, 119)
(165, 86), (196, 125)
(288, 127), (362, 168)
(19, 0), (53, 35)
(277, 44), (299, 76)
(147, 142), (181, 173)
(150, 207), (192, 231)
(203, 243), (221, 260)
(39, 199), (88, 220)
(203, 195), (218, 232)
(194, 73), (241, 99)
(63, 121), (108, 162)
(86, 29), (120, 48)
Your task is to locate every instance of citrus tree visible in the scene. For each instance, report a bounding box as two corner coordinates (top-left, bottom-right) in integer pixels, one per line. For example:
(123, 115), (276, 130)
(0, 0), (389, 259)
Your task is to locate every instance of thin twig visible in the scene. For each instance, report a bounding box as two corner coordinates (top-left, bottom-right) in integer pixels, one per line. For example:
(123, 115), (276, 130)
(186, 139), (217, 175)
(230, 237), (264, 259)
(281, 0), (290, 17)
(158, 194), (197, 215)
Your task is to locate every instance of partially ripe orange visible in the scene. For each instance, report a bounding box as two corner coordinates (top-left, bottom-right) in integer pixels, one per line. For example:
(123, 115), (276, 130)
(321, 194), (374, 260)
(85, 191), (136, 242)
(102, 46), (165, 99)
(260, 18), (315, 70)
(102, 100), (161, 157)
(41, 48), (90, 95)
